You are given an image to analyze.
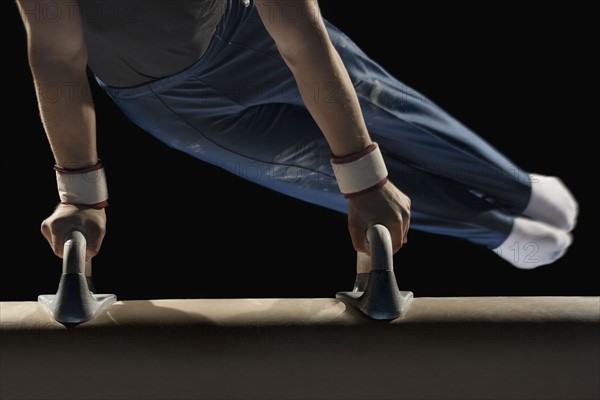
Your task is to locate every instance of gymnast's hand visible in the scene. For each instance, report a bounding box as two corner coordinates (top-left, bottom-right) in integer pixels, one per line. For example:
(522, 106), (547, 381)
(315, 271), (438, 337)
(41, 204), (107, 261)
(348, 181), (411, 255)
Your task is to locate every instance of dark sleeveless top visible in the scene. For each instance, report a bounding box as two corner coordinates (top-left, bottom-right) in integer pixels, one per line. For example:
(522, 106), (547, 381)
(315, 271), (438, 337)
(79, 0), (228, 87)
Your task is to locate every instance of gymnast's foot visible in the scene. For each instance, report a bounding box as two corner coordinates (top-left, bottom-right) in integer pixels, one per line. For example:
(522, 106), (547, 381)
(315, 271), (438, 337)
(523, 174), (579, 232)
(493, 217), (573, 269)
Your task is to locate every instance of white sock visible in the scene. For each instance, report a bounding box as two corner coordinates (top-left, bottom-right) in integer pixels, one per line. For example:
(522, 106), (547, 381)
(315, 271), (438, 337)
(493, 217), (573, 269)
(523, 174), (579, 232)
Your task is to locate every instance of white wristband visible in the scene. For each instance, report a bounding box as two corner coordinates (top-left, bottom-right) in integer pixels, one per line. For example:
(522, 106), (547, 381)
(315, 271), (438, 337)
(330, 143), (388, 197)
(55, 163), (109, 208)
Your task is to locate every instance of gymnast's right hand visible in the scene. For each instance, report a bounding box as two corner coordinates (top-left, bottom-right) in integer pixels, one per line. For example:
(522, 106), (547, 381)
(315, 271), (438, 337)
(41, 204), (107, 261)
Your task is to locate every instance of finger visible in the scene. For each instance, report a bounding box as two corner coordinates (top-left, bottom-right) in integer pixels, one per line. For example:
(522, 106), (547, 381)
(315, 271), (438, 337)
(41, 224), (61, 258)
(52, 223), (85, 259)
(399, 209), (410, 246)
(40, 220), (52, 243)
(85, 226), (106, 261)
(86, 242), (101, 261)
(50, 234), (64, 258)
(402, 218), (410, 245)
(51, 227), (70, 258)
(349, 224), (369, 255)
(352, 234), (370, 255)
(391, 237), (403, 253)
(41, 220), (64, 258)
(389, 222), (405, 253)
(402, 197), (411, 244)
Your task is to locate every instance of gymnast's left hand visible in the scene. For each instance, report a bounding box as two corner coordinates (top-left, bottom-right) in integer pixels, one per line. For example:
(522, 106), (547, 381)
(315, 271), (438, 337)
(347, 181), (410, 255)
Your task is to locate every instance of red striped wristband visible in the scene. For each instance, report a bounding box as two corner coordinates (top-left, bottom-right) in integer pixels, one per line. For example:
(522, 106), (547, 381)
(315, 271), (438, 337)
(55, 160), (109, 209)
(330, 143), (388, 198)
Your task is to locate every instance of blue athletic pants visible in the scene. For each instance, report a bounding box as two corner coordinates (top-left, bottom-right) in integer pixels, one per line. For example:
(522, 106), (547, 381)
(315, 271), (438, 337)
(97, 0), (532, 249)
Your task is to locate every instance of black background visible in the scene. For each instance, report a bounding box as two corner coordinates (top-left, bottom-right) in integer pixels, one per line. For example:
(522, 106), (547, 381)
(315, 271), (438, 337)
(3, 2), (594, 301)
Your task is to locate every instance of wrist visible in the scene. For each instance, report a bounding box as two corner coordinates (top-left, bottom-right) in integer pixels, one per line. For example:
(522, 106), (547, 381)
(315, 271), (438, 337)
(55, 160), (109, 209)
(54, 159), (101, 171)
(330, 139), (374, 160)
(330, 142), (388, 198)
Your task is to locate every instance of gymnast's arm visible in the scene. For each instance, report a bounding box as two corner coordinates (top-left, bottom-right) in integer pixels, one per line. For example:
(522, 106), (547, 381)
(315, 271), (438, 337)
(16, 0), (106, 260)
(255, 0), (410, 254)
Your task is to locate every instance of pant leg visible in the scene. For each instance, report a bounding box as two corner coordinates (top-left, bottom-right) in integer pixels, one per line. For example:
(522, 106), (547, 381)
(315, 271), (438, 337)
(323, 22), (532, 215)
(386, 157), (513, 247)
(96, 0), (518, 248)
